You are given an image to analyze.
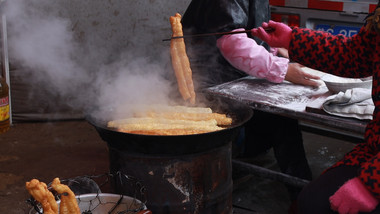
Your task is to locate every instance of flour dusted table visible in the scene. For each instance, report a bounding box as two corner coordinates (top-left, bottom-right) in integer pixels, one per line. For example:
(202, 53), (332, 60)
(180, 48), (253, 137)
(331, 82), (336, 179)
(205, 76), (369, 187)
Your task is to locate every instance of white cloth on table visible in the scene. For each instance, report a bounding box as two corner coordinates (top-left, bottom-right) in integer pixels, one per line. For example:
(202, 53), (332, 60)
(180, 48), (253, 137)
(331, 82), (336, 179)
(322, 88), (374, 120)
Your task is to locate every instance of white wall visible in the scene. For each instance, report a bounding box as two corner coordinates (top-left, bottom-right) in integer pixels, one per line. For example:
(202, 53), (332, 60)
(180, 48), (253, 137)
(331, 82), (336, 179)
(5, 0), (193, 121)
(59, 0), (192, 61)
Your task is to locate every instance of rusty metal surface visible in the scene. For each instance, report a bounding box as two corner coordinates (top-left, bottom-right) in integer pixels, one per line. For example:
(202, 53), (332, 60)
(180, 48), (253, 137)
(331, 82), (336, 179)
(232, 159), (310, 188)
(109, 142), (233, 214)
(205, 76), (368, 136)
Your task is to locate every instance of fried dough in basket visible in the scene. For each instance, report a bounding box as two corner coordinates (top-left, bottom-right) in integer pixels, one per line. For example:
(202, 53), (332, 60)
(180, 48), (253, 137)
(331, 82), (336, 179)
(51, 178), (80, 214)
(26, 178), (80, 214)
(26, 179), (58, 214)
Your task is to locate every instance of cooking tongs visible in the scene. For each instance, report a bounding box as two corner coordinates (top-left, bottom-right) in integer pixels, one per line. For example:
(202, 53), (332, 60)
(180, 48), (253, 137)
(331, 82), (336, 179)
(162, 28), (274, 41)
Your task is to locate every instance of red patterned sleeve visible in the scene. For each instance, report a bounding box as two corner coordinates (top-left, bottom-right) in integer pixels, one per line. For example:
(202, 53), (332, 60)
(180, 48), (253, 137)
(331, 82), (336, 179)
(358, 152), (380, 198)
(288, 27), (377, 78)
(325, 141), (380, 199)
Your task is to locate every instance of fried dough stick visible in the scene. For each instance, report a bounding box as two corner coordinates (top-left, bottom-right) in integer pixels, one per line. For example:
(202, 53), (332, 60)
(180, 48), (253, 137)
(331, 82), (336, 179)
(127, 128), (218, 135)
(139, 112), (232, 126)
(109, 117), (217, 126)
(108, 117), (220, 130)
(25, 179), (58, 214)
(144, 105), (212, 114)
(108, 117), (223, 135)
(170, 13), (196, 104)
(51, 178), (80, 214)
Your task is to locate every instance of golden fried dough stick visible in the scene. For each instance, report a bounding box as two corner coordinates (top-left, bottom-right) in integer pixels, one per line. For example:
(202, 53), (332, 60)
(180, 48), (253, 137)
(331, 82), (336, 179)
(131, 105), (213, 115)
(147, 105), (212, 114)
(108, 117), (220, 130)
(170, 14), (190, 101)
(141, 112), (232, 126)
(131, 105), (231, 125)
(111, 123), (223, 135)
(109, 117), (214, 127)
(211, 113), (232, 125)
(25, 179), (58, 214)
(51, 178), (80, 214)
(107, 116), (224, 135)
(127, 128), (220, 135)
(170, 13), (196, 104)
(108, 103), (233, 135)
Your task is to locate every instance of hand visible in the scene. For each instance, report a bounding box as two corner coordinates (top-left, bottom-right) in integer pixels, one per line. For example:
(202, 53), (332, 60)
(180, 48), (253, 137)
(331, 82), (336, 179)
(330, 177), (379, 214)
(277, 48), (289, 58)
(285, 63), (321, 87)
(251, 20), (292, 49)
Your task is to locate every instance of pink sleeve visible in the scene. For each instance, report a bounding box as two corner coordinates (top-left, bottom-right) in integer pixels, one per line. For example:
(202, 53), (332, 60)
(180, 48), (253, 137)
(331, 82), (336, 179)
(216, 29), (289, 83)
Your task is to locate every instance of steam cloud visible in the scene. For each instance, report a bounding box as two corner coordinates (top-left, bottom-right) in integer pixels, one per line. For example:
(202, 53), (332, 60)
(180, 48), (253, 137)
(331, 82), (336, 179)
(4, 0), (176, 121)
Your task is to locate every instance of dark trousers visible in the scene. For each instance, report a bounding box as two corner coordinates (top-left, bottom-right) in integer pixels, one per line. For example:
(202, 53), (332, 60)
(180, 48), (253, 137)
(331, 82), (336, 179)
(243, 110), (312, 200)
(297, 165), (380, 214)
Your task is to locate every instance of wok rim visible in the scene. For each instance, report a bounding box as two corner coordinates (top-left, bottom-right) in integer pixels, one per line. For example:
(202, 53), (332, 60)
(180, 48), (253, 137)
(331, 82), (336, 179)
(86, 97), (253, 138)
(86, 96), (253, 155)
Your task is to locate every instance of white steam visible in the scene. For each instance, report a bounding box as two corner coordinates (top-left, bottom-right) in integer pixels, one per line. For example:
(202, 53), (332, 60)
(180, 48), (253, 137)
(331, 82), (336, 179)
(4, 0), (176, 120)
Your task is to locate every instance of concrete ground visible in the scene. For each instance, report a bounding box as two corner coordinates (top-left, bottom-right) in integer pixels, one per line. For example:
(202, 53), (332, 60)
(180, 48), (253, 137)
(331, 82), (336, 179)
(0, 120), (357, 213)
(231, 127), (358, 214)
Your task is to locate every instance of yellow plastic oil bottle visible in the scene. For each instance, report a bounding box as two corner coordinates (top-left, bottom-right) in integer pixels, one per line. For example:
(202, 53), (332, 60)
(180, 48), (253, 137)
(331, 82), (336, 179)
(0, 75), (9, 133)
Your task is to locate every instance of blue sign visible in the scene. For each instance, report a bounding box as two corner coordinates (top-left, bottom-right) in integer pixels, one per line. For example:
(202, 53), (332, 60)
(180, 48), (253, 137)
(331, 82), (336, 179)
(315, 24), (361, 37)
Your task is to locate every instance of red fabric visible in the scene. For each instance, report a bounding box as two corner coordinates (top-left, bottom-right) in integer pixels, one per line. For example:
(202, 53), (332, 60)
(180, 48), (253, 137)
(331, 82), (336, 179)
(288, 26), (380, 198)
(370, 4), (378, 13)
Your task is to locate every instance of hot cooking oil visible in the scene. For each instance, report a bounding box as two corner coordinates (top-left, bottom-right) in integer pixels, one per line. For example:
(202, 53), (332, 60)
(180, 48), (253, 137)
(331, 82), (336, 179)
(0, 76), (10, 134)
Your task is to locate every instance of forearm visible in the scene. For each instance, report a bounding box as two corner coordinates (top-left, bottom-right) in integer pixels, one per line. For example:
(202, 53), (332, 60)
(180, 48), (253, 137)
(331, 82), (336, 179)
(217, 32), (288, 83)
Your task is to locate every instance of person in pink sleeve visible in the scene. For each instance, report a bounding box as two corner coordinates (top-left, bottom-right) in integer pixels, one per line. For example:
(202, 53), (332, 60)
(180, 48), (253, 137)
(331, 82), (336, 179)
(181, 0), (320, 211)
(216, 28), (319, 86)
(252, 1), (380, 213)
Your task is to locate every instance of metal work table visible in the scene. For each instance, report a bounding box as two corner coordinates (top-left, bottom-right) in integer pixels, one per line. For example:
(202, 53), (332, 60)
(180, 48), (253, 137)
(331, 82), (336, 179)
(205, 76), (369, 188)
(206, 76), (368, 139)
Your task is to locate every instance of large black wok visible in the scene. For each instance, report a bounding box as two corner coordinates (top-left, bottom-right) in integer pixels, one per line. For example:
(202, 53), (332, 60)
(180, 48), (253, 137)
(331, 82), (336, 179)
(87, 95), (253, 155)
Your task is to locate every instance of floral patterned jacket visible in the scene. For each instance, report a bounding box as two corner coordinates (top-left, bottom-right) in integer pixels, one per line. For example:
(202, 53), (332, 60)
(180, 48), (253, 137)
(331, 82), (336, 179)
(288, 22), (380, 197)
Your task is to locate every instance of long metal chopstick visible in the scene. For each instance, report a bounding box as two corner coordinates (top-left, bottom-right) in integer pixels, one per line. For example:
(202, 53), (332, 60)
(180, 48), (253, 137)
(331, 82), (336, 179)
(162, 28), (274, 41)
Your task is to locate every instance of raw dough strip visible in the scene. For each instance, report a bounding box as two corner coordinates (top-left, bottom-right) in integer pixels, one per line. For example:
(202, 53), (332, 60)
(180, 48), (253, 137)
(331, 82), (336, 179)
(170, 13), (196, 104)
